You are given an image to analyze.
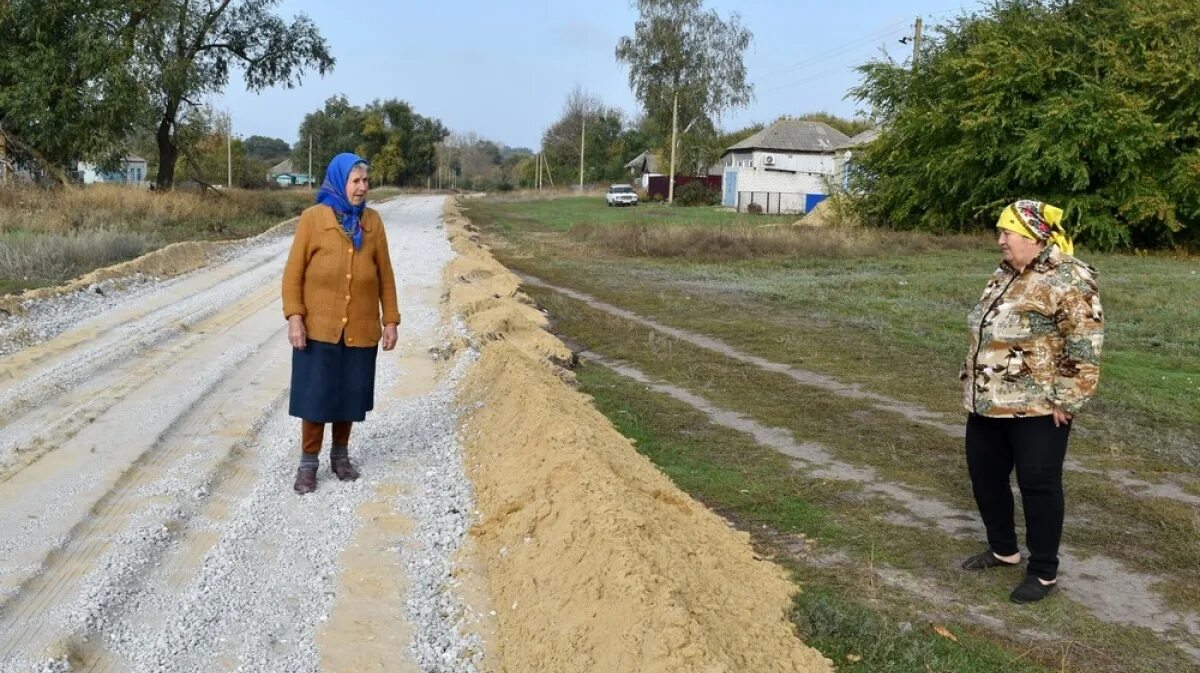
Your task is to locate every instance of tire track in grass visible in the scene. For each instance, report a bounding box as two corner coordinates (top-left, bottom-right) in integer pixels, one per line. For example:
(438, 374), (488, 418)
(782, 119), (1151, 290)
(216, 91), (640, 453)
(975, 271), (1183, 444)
(519, 273), (966, 437)
(576, 349), (1200, 664)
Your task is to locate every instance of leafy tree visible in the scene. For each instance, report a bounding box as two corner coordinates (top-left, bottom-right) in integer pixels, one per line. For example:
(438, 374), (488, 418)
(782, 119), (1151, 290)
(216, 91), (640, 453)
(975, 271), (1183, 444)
(293, 96), (365, 185)
(541, 87), (631, 186)
(852, 0), (1200, 249)
(140, 0), (334, 189)
(615, 0), (753, 176)
(294, 96), (447, 187)
(244, 135), (290, 161)
(0, 1), (152, 178)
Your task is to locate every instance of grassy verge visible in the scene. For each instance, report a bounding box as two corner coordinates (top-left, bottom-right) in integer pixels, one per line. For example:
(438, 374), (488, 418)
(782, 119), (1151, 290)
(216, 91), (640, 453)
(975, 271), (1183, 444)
(463, 194), (1199, 666)
(579, 360), (1184, 672)
(536, 286), (1199, 608)
(468, 196), (1200, 467)
(0, 184), (311, 294)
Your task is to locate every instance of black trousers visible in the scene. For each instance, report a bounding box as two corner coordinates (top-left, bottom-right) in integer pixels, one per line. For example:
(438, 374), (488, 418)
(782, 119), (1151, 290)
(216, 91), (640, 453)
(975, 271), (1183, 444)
(965, 413), (1070, 580)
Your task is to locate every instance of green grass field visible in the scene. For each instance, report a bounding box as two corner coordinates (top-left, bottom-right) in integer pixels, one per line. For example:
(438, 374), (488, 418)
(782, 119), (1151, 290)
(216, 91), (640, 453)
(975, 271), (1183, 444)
(468, 194), (1200, 673)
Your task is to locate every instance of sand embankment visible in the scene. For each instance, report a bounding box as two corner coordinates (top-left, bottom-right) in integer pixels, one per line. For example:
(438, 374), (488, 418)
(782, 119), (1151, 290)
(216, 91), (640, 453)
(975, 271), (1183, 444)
(443, 199), (833, 673)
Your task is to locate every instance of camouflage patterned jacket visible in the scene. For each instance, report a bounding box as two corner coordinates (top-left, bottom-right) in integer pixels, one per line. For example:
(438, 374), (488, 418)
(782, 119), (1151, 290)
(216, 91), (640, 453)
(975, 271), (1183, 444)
(962, 245), (1104, 417)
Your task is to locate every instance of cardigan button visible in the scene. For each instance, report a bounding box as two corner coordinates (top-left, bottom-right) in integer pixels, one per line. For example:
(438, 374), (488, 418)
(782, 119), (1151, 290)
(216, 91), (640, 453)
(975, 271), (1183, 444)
(347, 337), (354, 343)
(345, 294), (350, 300)
(345, 274), (351, 279)
(342, 317), (348, 323)
(347, 248), (353, 253)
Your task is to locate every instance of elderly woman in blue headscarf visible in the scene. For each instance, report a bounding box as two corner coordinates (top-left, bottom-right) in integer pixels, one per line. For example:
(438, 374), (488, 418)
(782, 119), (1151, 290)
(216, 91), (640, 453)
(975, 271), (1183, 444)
(282, 153), (400, 494)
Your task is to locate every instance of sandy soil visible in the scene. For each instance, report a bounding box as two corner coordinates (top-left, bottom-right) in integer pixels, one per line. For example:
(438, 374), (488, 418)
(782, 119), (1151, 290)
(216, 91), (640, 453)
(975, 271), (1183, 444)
(443, 201), (834, 673)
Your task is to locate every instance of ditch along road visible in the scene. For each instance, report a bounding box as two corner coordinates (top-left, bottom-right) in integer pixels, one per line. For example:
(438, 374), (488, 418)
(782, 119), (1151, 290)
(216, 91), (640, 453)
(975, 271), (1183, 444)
(0, 196), (834, 673)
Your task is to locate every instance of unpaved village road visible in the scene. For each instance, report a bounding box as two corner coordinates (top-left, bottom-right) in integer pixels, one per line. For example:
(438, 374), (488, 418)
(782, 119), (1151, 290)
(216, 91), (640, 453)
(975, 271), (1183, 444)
(0, 197), (481, 673)
(0, 194), (845, 673)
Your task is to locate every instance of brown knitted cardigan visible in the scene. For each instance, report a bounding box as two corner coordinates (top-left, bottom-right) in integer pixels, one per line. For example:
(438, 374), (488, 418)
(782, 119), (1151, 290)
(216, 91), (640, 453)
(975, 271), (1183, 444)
(281, 204), (400, 347)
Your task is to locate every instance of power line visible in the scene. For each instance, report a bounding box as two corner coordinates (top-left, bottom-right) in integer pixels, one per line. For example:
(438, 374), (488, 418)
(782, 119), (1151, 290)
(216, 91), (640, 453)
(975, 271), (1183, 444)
(760, 61), (864, 95)
(756, 20), (908, 82)
(758, 12), (953, 95)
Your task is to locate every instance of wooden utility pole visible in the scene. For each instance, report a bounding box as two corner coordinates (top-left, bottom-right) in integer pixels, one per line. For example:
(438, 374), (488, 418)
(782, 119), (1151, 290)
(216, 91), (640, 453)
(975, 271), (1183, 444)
(226, 112), (233, 189)
(578, 117), (586, 188)
(912, 17), (923, 72)
(668, 93), (679, 204)
(308, 135), (313, 190)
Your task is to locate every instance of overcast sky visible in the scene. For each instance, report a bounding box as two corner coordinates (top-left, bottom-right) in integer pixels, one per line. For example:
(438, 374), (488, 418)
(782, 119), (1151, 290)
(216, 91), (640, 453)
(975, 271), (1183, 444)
(217, 0), (986, 150)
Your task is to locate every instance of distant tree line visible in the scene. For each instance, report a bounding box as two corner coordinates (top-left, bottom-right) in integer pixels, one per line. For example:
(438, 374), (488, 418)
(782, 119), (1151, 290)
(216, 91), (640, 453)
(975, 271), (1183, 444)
(853, 0), (1200, 249)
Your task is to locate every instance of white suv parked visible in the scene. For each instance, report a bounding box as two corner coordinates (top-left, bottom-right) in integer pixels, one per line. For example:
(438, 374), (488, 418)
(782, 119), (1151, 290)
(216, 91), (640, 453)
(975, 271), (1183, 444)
(605, 184), (638, 207)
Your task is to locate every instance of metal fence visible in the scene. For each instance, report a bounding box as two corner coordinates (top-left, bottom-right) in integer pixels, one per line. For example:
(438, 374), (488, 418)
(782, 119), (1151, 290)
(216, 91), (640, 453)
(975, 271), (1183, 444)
(736, 191), (806, 214)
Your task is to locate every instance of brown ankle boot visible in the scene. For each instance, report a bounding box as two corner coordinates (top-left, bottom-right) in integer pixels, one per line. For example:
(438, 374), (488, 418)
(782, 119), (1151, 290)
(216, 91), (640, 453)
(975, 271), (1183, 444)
(331, 457), (359, 481)
(294, 465), (318, 494)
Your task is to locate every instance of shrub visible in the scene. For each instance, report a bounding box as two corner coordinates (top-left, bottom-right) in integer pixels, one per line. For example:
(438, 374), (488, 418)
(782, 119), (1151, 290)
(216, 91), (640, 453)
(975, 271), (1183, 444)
(746, 202), (764, 215)
(674, 181), (720, 207)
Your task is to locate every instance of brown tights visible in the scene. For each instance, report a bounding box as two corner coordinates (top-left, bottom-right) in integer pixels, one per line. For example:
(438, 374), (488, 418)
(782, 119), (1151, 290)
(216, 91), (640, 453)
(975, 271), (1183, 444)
(301, 420), (352, 455)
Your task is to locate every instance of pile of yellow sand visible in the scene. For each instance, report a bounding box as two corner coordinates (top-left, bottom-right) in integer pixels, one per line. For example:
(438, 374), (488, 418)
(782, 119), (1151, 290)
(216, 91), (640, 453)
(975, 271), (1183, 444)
(443, 199), (832, 673)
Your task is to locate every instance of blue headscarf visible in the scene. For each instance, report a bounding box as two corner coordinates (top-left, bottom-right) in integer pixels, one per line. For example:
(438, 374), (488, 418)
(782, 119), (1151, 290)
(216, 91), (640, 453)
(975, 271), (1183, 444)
(316, 152), (369, 250)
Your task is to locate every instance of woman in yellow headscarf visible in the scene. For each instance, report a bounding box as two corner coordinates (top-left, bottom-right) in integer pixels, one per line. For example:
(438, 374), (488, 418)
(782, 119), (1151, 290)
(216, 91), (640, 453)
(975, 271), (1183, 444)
(958, 200), (1104, 603)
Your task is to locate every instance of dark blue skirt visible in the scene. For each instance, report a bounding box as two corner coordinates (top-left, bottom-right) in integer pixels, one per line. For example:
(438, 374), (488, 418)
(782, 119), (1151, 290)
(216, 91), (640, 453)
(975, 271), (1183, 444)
(289, 338), (377, 422)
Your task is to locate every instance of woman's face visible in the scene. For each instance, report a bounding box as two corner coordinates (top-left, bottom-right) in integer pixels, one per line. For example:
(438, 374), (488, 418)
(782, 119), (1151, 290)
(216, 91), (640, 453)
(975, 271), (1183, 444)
(997, 229), (1043, 269)
(345, 167), (369, 206)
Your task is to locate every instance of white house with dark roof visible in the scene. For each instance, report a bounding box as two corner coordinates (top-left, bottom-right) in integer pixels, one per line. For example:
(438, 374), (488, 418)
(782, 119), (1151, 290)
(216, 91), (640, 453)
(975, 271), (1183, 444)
(720, 120), (850, 213)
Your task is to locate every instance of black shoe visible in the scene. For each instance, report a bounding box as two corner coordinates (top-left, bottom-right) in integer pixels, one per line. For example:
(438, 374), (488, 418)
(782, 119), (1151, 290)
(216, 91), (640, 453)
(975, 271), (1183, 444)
(331, 456), (360, 481)
(1010, 575), (1057, 604)
(294, 465), (318, 494)
(961, 549), (1021, 571)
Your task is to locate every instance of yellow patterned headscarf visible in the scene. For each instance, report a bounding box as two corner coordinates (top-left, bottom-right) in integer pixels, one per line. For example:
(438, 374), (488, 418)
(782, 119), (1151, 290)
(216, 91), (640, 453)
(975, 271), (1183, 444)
(996, 200), (1073, 255)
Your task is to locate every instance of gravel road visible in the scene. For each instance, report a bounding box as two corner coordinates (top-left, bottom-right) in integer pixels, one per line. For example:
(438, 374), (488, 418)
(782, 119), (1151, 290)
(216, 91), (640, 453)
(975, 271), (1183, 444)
(0, 196), (484, 672)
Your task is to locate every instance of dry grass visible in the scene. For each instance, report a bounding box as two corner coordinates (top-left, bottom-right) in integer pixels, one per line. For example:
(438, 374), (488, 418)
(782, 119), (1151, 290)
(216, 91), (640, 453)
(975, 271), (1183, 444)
(567, 221), (986, 261)
(0, 184), (307, 236)
(470, 187), (608, 203)
(0, 184), (310, 294)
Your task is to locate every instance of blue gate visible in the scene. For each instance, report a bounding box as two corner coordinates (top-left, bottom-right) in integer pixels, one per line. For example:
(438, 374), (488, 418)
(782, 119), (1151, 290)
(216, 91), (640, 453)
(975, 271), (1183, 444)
(723, 171), (737, 207)
(805, 193), (828, 212)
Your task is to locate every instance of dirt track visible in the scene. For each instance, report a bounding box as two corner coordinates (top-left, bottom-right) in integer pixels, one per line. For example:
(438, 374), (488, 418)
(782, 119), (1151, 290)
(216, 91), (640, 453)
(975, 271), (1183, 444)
(0, 196), (832, 672)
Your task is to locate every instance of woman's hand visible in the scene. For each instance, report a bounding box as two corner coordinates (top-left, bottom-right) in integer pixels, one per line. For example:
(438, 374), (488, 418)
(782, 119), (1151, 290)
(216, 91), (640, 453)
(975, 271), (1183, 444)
(288, 315), (307, 350)
(381, 323), (398, 351)
(1052, 408), (1073, 427)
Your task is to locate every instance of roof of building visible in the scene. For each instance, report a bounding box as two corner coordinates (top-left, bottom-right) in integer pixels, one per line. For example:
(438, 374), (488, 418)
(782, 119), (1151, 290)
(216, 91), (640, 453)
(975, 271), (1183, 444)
(268, 158), (294, 175)
(833, 127), (880, 150)
(624, 150), (661, 173)
(725, 120), (851, 154)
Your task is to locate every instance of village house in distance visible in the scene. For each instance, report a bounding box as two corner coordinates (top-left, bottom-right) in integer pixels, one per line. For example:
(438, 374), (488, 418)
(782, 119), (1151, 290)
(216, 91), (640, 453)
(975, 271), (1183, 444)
(720, 119), (863, 214)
